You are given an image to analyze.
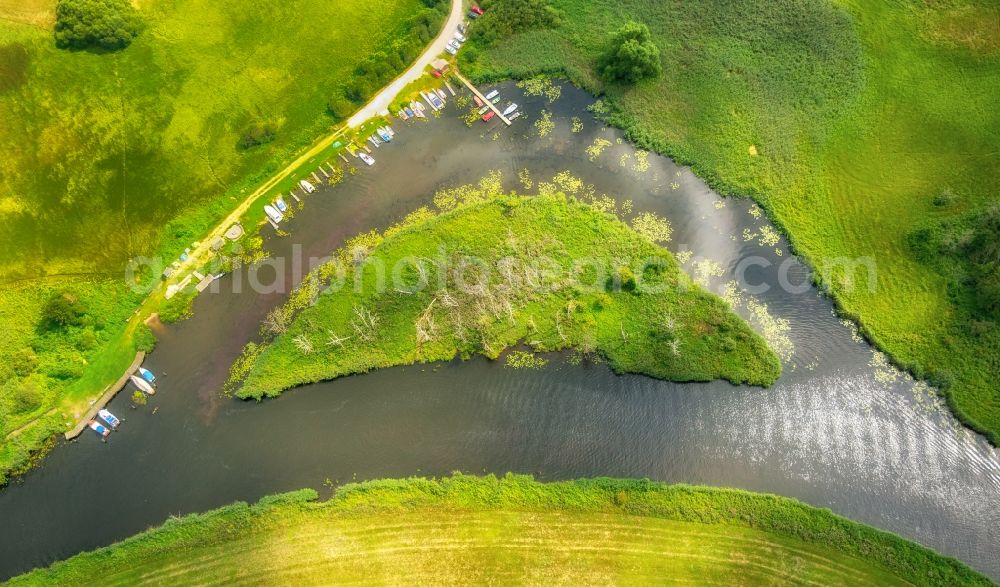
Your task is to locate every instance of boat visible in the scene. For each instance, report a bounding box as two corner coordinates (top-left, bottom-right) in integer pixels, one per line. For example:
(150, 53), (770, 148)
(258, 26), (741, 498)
(436, 89), (447, 100)
(473, 96), (483, 107)
(137, 367), (156, 384)
(382, 125), (395, 137)
(404, 107), (415, 118)
(98, 409), (121, 429)
(478, 105), (490, 115)
(376, 128), (392, 142)
(397, 110), (408, 120)
(503, 103), (518, 116)
(482, 111), (496, 122)
(299, 179), (316, 193)
(131, 375), (155, 395)
(359, 152), (375, 166)
(368, 136), (381, 148)
(89, 420), (111, 439)
(264, 205), (283, 224)
(484, 89), (499, 101)
(508, 111), (522, 121)
(274, 196), (288, 213)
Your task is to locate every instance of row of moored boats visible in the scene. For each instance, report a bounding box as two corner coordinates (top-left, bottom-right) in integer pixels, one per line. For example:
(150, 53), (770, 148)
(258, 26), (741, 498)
(88, 366), (158, 440)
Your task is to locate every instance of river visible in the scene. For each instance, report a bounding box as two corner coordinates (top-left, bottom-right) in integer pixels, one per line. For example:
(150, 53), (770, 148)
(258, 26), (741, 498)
(1, 82), (997, 580)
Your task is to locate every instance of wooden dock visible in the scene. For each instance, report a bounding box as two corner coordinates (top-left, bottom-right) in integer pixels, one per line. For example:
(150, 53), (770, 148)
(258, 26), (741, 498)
(65, 351), (145, 440)
(454, 72), (511, 126)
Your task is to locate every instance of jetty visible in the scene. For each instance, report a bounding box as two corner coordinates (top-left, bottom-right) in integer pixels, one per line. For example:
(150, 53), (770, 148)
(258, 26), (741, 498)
(65, 351), (145, 440)
(454, 72), (511, 126)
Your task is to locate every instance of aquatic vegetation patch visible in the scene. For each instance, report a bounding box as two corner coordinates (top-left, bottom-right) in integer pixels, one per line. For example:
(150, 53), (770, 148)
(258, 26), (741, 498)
(533, 110), (554, 137)
(586, 137), (611, 161)
(505, 350), (548, 369)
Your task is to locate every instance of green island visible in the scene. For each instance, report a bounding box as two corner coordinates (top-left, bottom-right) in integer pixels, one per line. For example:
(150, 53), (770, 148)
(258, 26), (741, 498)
(460, 0), (1000, 443)
(0, 0), (448, 481)
(232, 180), (780, 399)
(9, 474), (990, 586)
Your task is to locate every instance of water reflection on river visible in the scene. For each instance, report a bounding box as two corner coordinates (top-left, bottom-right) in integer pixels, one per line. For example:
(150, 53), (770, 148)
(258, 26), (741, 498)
(1, 82), (997, 580)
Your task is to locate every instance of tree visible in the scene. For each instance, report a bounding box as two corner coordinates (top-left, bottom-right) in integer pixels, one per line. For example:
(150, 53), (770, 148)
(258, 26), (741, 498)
(54, 0), (144, 51)
(599, 21), (662, 84)
(131, 390), (147, 408)
(40, 291), (88, 330)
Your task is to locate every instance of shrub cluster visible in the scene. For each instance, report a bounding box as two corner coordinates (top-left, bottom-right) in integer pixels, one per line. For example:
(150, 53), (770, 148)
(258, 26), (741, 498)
(54, 0), (143, 51)
(470, 0), (562, 46)
(327, 6), (449, 119)
(599, 21), (661, 84)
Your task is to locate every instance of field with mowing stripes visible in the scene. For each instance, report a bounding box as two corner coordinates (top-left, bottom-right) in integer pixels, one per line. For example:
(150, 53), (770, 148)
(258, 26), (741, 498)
(10, 475), (988, 585)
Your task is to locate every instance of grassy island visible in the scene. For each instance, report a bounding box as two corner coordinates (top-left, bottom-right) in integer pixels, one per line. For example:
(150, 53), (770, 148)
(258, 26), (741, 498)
(460, 0), (1000, 443)
(10, 474), (990, 585)
(233, 181), (781, 399)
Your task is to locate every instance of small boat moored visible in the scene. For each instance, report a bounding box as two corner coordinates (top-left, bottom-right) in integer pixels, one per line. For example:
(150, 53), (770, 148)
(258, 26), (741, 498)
(98, 409), (121, 429)
(137, 367), (156, 385)
(274, 196), (288, 213)
(484, 89), (499, 101)
(299, 179), (316, 194)
(376, 128), (392, 142)
(482, 111), (496, 122)
(131, 374), (155, 395)
(359, 152), (375, 166)
(89, 421), (111, 439)
(264, 205), (283, 225)
(503, 103), (518, 116)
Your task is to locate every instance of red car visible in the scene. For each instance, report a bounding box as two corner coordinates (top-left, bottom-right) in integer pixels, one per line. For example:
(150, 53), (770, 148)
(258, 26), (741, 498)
(431, 69), (442, 78)
(482, 110), (495, 122)
(471, 4), (484, 15)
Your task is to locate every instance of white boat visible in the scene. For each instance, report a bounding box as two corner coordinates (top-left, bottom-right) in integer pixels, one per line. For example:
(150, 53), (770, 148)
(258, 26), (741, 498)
(264, 205), (283, 224)
(299, 179), (316, 193)
(137, 367), (156, 384)
(436, 89), (447, 101)
(274, 196), (288, 212)
(89, 420), (110, 438)
(503, 103), (518, 116)
(376, 128), (392, 142)
(368, 136), (381, 148)
(359, 152), (375, 166)
(98, 409), (120, 429)
(509, 111), (522, 121)
(484, 89), (499, 101)
(131, 375), (155, 395)
(382, 125), (395, 137)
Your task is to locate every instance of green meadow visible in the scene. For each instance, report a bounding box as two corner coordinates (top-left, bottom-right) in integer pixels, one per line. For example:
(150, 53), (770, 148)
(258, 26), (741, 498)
(0, 0), (446, 481)
(10, 474), (989, 585)
(461, 0), (1000, 442)
(233, 178), (780, 399)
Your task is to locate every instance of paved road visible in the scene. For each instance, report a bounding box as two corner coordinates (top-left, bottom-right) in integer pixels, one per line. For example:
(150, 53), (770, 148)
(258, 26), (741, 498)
(347, 0), (465, 127)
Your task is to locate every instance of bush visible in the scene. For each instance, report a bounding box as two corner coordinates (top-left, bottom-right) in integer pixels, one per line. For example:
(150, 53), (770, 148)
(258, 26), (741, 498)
(54, 0), (143, 51)
(239, 122), (277, 150)
(599, 21), (662, 84)
(39, 291), (88, 330)
(10, 377), (45, 415)
(472, 0), (562, 46)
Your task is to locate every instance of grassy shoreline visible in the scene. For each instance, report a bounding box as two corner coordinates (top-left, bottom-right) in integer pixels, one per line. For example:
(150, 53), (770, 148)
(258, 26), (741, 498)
(9, 474), (991, 585)
(0, 0), (450, 482)
(460, 0), (1000, 443)
(232, 183), (781, 399)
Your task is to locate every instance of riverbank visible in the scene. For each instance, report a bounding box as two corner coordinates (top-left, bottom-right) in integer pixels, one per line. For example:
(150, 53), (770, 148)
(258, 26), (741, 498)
(0, 0), (461, 482)
(10, 474), (989, 585)
(233, 190), (781, 399)
(459, 0), (1000, 444)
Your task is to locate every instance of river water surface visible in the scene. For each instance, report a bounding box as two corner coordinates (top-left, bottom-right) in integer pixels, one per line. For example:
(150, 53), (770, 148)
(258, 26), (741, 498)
(1, 83), (998, 580)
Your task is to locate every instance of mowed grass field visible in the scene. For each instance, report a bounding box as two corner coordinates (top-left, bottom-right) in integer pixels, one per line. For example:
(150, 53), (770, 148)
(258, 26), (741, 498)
(11, 475), (989, 585)
(461, 0), (1000, 442)
(0, 0), (439, 481)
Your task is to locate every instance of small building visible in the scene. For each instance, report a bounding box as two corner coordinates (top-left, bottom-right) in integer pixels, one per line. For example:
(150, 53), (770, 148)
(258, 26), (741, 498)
(431, 58), (450, 76)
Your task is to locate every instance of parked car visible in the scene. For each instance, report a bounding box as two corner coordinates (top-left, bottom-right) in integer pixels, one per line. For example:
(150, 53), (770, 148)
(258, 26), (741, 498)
(448, 40), (461, 51)
(471, 4), (484, 15)
(454, 32), (466, 42)
(458, 22), (468, 33)
(445, 45), (457, 55)
(468, 10), (479, 19)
